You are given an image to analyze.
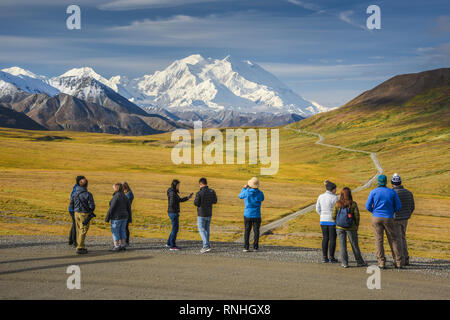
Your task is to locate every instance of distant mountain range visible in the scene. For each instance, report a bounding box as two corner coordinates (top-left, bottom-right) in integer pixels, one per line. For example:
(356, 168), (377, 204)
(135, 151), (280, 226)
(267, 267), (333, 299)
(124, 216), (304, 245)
(0, 55), (330, 134)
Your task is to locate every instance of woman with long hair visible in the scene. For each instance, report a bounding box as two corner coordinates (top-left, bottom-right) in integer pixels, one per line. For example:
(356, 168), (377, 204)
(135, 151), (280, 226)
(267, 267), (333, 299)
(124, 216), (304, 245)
(123, 182), (134, 246)
(166, 179), (193, 251)
(105, 182), (131, 251)
(332, 187), (367, 268)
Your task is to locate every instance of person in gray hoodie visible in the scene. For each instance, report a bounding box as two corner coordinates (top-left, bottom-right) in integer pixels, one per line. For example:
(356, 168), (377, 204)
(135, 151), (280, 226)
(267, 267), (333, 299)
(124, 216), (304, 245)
(316, 180), (338, 263)
(387, 173), (415, 266)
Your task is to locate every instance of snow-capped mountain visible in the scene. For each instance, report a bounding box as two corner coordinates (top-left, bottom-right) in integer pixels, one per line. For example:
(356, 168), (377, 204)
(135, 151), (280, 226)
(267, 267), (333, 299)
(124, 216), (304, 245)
(2, 66), (47, 80)
(0, 70), (59, 97)
(110, 54), (326, 117)
(48, 70), (148, 116)
(1, 55), (330, 131)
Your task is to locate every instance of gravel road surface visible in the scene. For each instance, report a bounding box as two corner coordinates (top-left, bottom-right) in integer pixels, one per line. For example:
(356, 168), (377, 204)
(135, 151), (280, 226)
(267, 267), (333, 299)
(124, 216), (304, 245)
(1, 236), (449, 300)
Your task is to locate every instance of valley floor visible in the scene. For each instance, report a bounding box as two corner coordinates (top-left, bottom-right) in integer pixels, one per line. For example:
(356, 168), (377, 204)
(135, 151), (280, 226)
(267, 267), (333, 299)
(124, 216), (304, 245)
(0, 236), (449, 300)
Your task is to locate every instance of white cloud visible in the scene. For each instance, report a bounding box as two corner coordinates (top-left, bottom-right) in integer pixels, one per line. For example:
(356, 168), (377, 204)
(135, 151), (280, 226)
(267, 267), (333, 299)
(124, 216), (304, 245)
(258, 62), (380, 77)
(338, 10), (365, 30)
(287, 0), (322, 12)
(98, 0), (219, 10)
(417, 43), (450, 64)
(106, 13), (318, 50)
(287, 0), (366, 30)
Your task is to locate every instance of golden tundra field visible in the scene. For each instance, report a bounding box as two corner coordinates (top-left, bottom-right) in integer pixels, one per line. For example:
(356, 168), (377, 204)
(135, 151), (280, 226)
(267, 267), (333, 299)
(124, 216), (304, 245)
(0, 122), (448, 259)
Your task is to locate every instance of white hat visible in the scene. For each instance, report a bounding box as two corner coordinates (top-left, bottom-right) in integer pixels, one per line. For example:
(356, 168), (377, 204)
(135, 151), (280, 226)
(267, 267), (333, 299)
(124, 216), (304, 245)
(248, 177), (260, 188)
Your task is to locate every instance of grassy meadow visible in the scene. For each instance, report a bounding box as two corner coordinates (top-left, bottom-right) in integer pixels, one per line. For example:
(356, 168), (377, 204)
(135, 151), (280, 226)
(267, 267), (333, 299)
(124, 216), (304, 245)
(263, 86), (450, 259)
(0, 88), (449, 261)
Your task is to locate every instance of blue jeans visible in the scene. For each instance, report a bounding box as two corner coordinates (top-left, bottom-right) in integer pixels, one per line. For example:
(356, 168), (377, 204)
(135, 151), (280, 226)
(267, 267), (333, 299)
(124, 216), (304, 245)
(167, 213), (179, 248)
(111, 219), (127, 242)
(197, 216), (211, 248)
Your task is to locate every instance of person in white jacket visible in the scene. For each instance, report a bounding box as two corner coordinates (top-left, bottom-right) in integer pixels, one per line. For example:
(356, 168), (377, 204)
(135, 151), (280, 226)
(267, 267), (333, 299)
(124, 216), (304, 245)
(316, 180), (338, 263)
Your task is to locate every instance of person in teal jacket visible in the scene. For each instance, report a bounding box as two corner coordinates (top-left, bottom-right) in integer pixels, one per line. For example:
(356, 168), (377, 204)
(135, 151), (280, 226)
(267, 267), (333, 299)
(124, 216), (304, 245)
(365, 174), (403, 268)
(239, 177), (264, 252)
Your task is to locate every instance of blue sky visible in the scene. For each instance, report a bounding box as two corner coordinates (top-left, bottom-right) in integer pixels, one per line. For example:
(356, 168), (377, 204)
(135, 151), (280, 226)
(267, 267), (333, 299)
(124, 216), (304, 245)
(0, 0), (449, 107)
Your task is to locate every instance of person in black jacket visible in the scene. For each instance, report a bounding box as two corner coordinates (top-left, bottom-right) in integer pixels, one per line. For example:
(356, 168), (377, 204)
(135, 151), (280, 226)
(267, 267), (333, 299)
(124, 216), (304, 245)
(194, 177), (217, 253)
(123, 182), (134, 246)
(68, 175), (85, 247)
(69, 177), (95, 254)
(105, 183), (132, 251)
(166, 179), (193, 251)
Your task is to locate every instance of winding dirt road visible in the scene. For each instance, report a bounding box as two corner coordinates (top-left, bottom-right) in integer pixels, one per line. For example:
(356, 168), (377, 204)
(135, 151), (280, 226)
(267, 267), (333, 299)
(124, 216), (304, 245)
(236, 128), (384, 242)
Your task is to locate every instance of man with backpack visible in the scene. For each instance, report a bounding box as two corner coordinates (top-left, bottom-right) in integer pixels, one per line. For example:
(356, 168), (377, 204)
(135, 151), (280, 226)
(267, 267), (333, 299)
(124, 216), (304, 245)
(388, 173), (415, 266)
(194, 177), (217, 253)
(69, 176), (96, 254)
(366, 174), (403, 269)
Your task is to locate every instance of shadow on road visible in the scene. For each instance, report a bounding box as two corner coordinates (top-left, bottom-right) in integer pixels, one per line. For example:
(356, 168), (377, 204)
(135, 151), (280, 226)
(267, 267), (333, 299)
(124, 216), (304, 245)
(0, 241), (66, 250)
(0, 250), (115, 265)
(0, 255), (152, 276)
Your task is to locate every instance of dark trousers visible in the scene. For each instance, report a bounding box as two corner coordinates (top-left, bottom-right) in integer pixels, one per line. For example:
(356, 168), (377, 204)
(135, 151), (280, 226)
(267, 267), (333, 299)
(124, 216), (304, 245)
(167, 213), (179, 248)
(126, 222), (130, 244)
(244, 217), (261, 250)
(321, 225), (337, 259)
(336, 229), (365, 265)
(69, 212), (77, 245)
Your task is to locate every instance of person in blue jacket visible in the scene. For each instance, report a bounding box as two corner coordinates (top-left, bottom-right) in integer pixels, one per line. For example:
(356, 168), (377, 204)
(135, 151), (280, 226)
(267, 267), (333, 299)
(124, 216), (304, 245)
(68, 176), (85, 247)
(366, 174), (403, 269)
(239, 177), (264, 252)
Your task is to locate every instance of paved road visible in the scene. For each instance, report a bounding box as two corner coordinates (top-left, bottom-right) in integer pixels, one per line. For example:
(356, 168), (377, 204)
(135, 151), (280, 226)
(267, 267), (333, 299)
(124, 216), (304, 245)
(1, 236), (449, 300)
(236, 128), (383, 242)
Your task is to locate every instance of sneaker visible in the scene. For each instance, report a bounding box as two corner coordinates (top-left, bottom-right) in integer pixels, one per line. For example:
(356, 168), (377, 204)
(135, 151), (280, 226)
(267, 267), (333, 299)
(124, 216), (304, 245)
(170, 247), (181, 251)
(111, 246), (121, 252)
(119, 245), (127, 251)
(329, 258), (338, 263)
(165, 244), (170, 248)
(243, 249), (251, 252)
(204, 247), (212, 252)
(357, 262), (368, 267)
(342, 264), (349, 268)
(76, 248), (88, 254)
(322, 258), (329, 263)
(200, 248), (208, 254)
(253, 247), (259, 252)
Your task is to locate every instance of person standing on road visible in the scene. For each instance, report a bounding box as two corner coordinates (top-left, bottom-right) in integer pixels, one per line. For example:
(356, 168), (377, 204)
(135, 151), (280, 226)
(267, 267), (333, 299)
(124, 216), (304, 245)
(239, 177), (264, 252)
(167, 179), (193, 251)
(123, 182), (134, 246)
(69, 177), (95, 254)
(366, 174), (403, 269)
(316, 180), (338, 263)
(194, 177), (217, 253)
(387, 173), (415, 266)
(105, 183), (132, 251)
(332, 187), (367, 268)
(68, 175), (84, 247)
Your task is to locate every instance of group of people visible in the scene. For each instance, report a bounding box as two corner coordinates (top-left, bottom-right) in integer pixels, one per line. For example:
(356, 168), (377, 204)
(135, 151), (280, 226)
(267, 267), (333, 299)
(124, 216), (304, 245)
(316, 173), (414, 268)
(68, 176), (134, 254)
(67, 172), (414, 269)
(67, 175), (264, 254)
(164, 176), (264, 253)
